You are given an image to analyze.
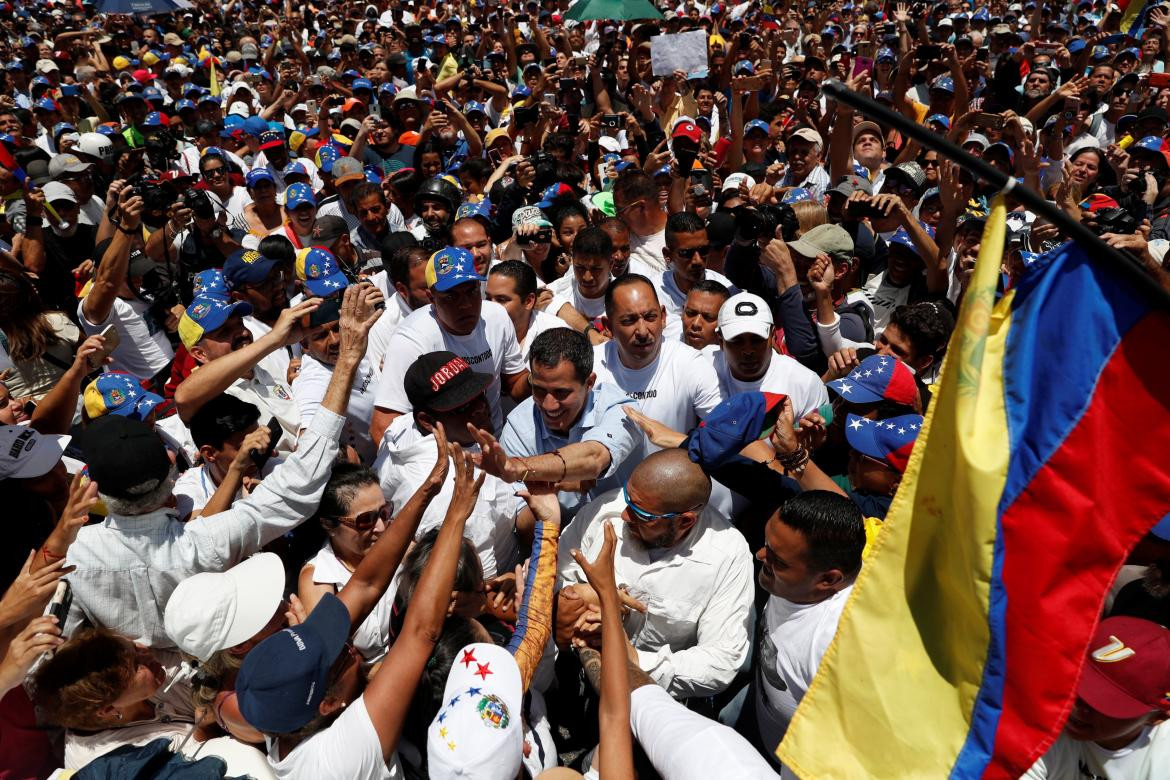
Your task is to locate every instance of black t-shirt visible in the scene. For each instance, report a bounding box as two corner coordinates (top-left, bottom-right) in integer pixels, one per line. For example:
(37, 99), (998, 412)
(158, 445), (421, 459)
(42, 224), (97, 316)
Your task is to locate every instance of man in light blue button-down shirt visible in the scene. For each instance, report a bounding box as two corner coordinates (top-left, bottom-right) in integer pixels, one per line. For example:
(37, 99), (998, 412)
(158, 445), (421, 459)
(471, 328), (642, 521)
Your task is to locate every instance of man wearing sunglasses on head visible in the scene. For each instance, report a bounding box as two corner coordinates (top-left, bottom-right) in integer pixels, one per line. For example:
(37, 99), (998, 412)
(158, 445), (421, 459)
(555, 447), (754, 701)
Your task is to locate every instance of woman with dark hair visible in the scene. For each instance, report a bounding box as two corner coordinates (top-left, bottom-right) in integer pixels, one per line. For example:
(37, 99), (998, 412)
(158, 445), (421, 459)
(411, 140), (445, 179)
(299, 462), (397, 665)
(1067, 146), (1115, 195)
(0, 270), (81, 400)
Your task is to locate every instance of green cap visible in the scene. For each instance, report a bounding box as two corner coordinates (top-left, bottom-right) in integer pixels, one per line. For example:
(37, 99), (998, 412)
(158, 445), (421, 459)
(787, 223), (854, 263)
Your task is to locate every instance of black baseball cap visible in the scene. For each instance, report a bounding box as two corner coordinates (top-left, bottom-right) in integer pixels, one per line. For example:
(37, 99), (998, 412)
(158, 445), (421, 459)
(405, 351), (492, 412)
(706, 211), (735, 248)
(80, 415), (171, 499)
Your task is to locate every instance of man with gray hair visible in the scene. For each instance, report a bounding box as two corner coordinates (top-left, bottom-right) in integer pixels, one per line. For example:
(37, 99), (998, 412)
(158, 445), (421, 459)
(59, 284), (382, 647)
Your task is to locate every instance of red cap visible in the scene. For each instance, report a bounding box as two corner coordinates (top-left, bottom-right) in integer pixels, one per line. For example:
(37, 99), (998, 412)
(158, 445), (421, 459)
(131, 68), (153, 84)
(672, 121), (702, 145)
(1080, 193), (1121, 213)
(1078, 616), (1170, 719)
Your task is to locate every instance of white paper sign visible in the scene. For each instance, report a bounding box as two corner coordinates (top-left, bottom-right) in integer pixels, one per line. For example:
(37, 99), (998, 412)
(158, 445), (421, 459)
(651, 30), (710, 79)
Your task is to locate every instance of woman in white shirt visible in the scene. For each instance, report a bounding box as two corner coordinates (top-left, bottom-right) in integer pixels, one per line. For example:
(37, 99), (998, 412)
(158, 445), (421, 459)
(298, 464), (394, 663)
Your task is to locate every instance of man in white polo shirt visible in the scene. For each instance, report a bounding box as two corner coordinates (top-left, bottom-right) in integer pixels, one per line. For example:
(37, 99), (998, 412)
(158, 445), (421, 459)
(370, 247), (528, 444)
(593, 275), (722, 449)
(713, 292), (828, 418)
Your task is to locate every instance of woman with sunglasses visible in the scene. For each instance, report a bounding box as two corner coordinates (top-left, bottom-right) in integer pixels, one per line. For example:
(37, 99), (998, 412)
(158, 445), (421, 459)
(298, 462), (397, 664)
(198, 149), (250, 220)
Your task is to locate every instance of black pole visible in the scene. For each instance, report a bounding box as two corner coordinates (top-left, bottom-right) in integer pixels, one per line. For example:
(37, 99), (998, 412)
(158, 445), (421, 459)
(820, 79), (1170, 310)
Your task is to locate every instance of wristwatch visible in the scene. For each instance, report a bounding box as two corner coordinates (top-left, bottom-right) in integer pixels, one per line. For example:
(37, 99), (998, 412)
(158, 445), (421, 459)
(210, 227), (224, 240)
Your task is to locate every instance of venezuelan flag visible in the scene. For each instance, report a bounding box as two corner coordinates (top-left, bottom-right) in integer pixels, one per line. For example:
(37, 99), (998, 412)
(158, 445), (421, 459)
(1119, 0), (1149, 33)
(777, 196), (1170, 778)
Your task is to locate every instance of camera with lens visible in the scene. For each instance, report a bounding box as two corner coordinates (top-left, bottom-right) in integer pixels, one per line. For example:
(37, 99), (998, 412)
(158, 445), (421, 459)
(733, 203), (797, 243)
(1087, 207), (1139, 236)
(144, 129), (177, 171)
(181, 188), (216, 221)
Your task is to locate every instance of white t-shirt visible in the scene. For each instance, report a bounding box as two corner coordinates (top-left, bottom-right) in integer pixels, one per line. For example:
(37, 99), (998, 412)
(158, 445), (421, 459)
(655, 267), (736, 343)
(365, 289), (414, 369)
(171, 458), (281, 521)
(373, 302), (524, 432)
(301, 544), (393, 664)
(712, 349), (828, 419)
(755, 587), (852, 754)
(521, 309), (570, 361)
(269, 696), (400, 780)
(629, 228), (667, 275)
(77, 296), (174, 381)
(592, 339), (722, 447)
(293, 353), (380, 464)
(547, 272), (607, 320)
(1024, 723), (1170, 780)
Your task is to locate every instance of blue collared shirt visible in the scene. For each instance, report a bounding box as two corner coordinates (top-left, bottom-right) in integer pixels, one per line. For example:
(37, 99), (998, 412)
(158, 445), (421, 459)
(500, 381), (642, 520)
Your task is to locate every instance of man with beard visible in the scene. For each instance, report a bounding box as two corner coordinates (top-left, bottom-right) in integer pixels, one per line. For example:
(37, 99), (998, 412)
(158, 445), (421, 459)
(470, 327), (641, 521)
(78, 191), (174, 385)
(1019, 65), (1056, 114)
(555, 447), (754, 700)
(224, 247), (297, 384)
(751, 490), (865, 762)
(411, 176), (460, 242)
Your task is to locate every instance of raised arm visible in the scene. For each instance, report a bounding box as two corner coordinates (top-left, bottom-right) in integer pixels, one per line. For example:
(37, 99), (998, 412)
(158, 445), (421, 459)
(174, 299), (319, 423)
(572, 523), (635, 780)
(363, 444), (485, 759)
(338, 426), (449, 627)
(81, 189), (142, 326)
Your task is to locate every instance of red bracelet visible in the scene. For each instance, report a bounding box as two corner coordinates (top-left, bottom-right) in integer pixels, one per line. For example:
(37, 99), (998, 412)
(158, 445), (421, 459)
(41, 546), (65, 564)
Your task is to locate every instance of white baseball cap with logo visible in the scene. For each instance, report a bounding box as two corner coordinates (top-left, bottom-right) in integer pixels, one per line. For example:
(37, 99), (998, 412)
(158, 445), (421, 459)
(427, 642), (523, 780)
(164, 552), (286, 662)
(721, 172), (757, 193)
(511, 205), (552, 230)
(0, 426), (69, 480)
(718, 291), (774, 341)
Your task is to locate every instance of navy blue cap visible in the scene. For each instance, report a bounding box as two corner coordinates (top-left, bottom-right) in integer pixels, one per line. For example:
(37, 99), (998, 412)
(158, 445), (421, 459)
(223, 248), (280, 289)
(236, 593), (351, 734)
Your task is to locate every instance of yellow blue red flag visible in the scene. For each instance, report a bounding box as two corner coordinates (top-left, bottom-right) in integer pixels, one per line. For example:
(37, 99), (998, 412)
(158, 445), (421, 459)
(777, 195), (1170, 778)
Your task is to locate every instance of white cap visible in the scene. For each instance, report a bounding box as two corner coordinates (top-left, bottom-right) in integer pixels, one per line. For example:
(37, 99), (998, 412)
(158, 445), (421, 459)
(790, 127), (824, 148)
(0, 426), (69, 479)
(598, 135), (621, 153)
(36, 58), (59, 73)
(722, 172), (756, 193)
(229, 102), (251, 117)
(41, 181), (77, 206)
(427, 643), (523, 780)
(718, 292), (774, 340)
(164, 552), (285, 662)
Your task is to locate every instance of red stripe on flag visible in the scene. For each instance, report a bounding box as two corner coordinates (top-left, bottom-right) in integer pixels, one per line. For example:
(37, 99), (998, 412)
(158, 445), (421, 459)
(985, 312), (1170, 778)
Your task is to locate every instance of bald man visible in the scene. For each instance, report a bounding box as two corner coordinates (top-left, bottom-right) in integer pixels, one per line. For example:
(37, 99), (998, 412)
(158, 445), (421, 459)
(556, 449), (755, 699)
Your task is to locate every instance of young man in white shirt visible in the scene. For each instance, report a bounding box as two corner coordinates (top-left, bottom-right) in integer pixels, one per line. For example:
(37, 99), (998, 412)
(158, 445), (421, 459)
(223, 246), (296, 384)
(174, 393), (279, 520)
(365, 243), (430, 366)
(1024, 616), (1170, 780)
(681, 280), (730, 355)
(656, 211), (736, 343)
(753, 490), (866, 765)
(713, 292), (829, 418)
(593, 275), (723, 446)
(486, 260), (568, 360)
(370, 246), (529, 444)
(547, 225), (613, 322)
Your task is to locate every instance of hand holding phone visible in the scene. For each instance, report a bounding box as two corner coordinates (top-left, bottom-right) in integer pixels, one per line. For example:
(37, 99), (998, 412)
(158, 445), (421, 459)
(250, 417), (282, 471)
(86, 325), (121, 372)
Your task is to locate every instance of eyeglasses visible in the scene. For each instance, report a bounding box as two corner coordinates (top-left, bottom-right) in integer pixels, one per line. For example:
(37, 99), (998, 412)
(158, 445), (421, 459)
(330, 503), (392, 532)
(674, 245), (710, 259)
(622, 483), (701, 522)
(617, 198), (645, 217)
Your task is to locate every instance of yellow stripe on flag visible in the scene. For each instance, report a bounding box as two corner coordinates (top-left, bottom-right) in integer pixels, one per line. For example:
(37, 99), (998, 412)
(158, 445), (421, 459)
(200, 47), (220, 98)
(1121, 0), (1147, 33)
(777, 196), (1014, 778)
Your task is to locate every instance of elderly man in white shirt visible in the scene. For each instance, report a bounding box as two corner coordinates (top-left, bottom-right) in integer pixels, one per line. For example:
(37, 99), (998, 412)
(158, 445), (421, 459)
(557, 448), (754, 699)
(60, 285), (380, 647)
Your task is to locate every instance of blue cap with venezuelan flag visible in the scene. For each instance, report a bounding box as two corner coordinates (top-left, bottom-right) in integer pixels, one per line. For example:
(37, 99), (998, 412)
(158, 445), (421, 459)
(84, 373), (163, 422)
(295, 247), (349, 297)
(424, 247), (484, 292)
(178, 297), (253, 349)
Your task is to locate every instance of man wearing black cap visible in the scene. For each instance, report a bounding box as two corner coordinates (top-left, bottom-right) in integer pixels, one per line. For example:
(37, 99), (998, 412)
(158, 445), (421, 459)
(375, 350), (519, 577)
(59, 284), (382, 648)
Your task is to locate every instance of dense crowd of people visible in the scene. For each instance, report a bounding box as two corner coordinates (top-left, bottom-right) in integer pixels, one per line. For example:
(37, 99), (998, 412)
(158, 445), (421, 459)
(1, 0), (1170, 777)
